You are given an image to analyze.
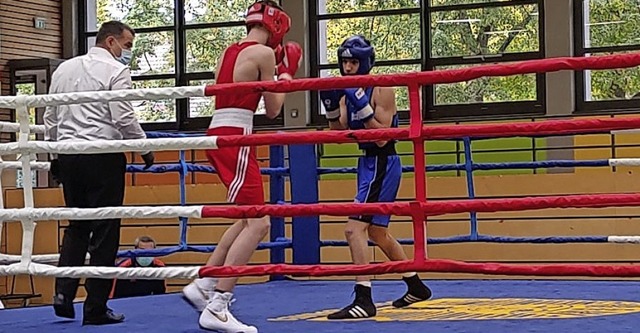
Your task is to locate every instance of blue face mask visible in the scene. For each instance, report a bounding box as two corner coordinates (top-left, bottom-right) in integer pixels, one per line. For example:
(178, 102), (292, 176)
(135, 257), (154, 267)
(116, 48), (133, 65)
(113, 39), (133, 65)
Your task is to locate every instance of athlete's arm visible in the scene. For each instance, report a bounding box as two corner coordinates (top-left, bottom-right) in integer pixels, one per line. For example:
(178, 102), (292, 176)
(256, 46), (287, 119)
(328, 98), (348, 130)
(363, 87), (396, 129)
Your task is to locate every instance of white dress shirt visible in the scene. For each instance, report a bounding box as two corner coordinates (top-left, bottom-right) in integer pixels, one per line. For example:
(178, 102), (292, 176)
(44, 47), (147, 143)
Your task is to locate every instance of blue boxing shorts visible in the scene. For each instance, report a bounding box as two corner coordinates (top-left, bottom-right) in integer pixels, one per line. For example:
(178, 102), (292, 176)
(349, 154), (402, 227)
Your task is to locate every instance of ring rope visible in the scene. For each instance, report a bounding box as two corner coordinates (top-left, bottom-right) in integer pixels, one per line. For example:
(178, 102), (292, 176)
(0, 122), (44, 134)
(0, 86), (205, 109)
(0, 137), (218, 155)
(0, 206), (203, 222)
(5, 157), (640, 174)
(0, 262), (199, 279)
(203, 53), (640, 95)
(0, 53), (637, 109)
(2, 156), (637, 174)
(0, 55), (638, 275)
(197, 259), (640, 278)
(0, 240), (293, 265)
(0, 193), (636, 223)
(208, 118), (640, 149)
(199, 193), (640, 219)
(323, 235), (640, 246)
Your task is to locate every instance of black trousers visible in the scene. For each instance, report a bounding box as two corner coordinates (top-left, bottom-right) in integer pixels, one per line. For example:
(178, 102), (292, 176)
(54, 153), (126, 317)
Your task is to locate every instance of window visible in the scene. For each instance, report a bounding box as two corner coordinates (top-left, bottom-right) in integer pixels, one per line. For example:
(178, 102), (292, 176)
(574, 0), (640, 112)
(310, 0), (422, 125)
(309, 0), (545, 125)
(427, 0), (545, 119)
(80, 0), (283, 130)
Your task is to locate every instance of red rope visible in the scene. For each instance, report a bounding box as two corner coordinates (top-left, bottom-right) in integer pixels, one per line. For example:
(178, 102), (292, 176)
(198, 259), (640, 278)
(214, 118), (640, 148)
(204, 53), (640, 96)
(201, 193), (640, 219)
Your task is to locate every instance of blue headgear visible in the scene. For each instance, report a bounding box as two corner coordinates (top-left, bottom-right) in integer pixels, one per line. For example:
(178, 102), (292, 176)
(337, 35), (375, 76)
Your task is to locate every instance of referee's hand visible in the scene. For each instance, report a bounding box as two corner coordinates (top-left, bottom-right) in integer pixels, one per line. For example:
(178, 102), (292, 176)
(141, 152), (154, 170)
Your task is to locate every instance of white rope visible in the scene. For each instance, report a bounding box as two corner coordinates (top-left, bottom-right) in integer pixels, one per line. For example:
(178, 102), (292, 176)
(0, 206), (203, 222)
(609, 158), (640, 166)
(0, 262), (199, 279)
(0, 253), (89, 265)
(0, 122), (44, 134)
(0, 86), (206, 109)
(0, 136), (218, 155)
(608, 236), (640, 244)
(0, 161), (50, 170)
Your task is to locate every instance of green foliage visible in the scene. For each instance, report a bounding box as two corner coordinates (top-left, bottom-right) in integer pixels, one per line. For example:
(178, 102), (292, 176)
(90, 0), (640, 123)
(583, 0), (640, 100)
(15, 83), (37, 126)
(585, 0), (640, 49)
(435, 66), (536, 104)
(320, 0), (419, 14)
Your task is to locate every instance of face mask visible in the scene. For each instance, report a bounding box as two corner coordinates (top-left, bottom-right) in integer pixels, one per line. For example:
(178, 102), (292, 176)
(113, 39), (133, 65)
(135, 257), (154, 267)
(116, 48), (133, 65)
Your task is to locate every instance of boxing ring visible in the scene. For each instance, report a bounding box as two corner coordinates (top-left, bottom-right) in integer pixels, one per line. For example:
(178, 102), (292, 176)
(1, 53), (640, 332)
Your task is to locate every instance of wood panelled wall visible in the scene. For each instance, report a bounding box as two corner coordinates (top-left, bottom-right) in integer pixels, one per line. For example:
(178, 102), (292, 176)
(0, 0), (62, 94)
(0, 0), (62, 142)
(5, 169), (640, 306)
(0, 0), (63, 306)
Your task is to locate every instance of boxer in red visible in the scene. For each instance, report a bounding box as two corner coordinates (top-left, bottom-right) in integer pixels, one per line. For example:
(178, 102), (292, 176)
(181, 1), (302, 332)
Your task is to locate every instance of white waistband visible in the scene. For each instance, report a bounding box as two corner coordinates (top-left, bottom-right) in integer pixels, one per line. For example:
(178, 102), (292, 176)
(208, 108), (254, 130)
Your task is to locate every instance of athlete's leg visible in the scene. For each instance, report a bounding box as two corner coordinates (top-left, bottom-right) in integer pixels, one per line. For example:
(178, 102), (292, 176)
(369, 155), (432, 308)
(184, 128), (252, 312)
(199, 141), (264, 332)
(327, 156), (379, 320)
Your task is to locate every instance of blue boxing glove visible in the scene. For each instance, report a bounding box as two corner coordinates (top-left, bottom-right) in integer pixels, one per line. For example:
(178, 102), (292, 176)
(344, 88), (374, 122)
(319, 89), (345, 122)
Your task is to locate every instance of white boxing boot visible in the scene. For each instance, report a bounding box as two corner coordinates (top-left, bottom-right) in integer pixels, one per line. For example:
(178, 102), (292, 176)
(182, 278), (217, 312)
(199, 291), (257, 333)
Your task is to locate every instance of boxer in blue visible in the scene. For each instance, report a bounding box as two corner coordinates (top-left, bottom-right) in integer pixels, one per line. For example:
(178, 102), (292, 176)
(320, 35), (432, 319)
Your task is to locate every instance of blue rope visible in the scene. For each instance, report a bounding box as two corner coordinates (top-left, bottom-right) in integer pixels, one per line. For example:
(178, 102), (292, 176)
(317, 159), (611, 175)
(145, 132), (203, 138)
(462, 137), (478, 240)
(178, 151), (189, 249)
(320, 235), (609, 247)
(125, 163), (290, 176)
(117, 238), (293, 258)
(471, 159), (609, 170)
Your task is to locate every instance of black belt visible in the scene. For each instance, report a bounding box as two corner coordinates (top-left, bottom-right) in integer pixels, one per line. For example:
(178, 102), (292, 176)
(363, 143), (397, 157)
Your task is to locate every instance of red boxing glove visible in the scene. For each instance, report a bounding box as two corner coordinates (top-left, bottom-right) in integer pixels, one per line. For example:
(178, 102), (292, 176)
(276, 41), (303, 79)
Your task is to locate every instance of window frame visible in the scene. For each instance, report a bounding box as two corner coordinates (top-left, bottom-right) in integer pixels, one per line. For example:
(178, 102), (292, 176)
(573, 0), (640, 114)
(78, 0), (284, 132)
(308, 0), (547, 126)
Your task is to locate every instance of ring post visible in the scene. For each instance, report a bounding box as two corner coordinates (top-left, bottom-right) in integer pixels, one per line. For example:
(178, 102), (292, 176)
(0, 157), (4, 251)
(269, 144), (286, 280)
(288, 144), (320, 265)
(15, 96), (36, 268)
(178, 150), (189, 249)
(408, 85), (427, 262)
(462, 137), (479, 240)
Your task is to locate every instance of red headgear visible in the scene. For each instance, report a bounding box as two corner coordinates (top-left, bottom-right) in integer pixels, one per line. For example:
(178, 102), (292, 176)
(245, 1), (291, 49)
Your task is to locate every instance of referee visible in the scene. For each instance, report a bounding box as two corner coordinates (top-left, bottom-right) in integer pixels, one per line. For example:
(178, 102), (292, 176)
(43, 20), (154, 326)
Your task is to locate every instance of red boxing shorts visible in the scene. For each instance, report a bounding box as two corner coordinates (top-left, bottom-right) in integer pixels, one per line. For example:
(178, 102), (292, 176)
(205, 126), (264, 205)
